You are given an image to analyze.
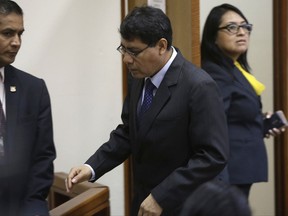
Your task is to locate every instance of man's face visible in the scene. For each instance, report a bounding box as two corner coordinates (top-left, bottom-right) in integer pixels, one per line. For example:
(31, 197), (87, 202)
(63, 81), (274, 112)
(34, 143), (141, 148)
(120, 38), (164, 79)
(0, 13), (24, 67)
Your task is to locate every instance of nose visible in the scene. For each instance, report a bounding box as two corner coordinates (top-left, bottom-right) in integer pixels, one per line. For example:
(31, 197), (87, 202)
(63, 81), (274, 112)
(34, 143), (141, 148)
(122, 53), (134, 64)
(237, 26), (246, 35)
(11, 35), (21, 47)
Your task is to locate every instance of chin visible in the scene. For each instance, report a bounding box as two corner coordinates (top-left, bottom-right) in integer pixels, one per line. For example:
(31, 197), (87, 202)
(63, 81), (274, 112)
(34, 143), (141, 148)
(4, 58), (16, 66)
(130, 72), (143, 79)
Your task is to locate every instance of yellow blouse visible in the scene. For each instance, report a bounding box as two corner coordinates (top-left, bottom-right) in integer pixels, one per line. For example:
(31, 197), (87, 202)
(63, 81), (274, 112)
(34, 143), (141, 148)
(234, 61), (265, 96)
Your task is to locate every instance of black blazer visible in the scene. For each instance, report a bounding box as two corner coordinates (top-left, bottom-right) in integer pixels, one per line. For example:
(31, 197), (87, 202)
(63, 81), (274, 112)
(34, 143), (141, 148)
(86, 51), (229, 214)
(0, 65), (56, 215)
(202, 60), (268, 185)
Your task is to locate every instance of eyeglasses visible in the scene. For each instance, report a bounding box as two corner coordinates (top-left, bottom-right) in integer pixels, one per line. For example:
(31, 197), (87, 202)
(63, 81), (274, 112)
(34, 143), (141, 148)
(218, 23), (253, 34)
(116, 44), (150, 57)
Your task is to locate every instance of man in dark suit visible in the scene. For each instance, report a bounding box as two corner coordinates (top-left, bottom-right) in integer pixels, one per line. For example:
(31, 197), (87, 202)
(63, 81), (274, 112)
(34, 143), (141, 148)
(0, 1), (56, 215)
(66, 6), (228, 215)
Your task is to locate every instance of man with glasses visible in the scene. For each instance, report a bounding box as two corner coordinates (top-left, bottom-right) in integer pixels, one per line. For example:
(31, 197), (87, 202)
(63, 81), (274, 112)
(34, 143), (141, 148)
(66, 6), (229, 215)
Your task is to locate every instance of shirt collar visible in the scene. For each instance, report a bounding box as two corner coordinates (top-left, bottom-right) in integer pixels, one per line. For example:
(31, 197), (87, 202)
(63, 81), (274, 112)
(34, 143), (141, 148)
(0, 67), (4, 82)
(150, 46), (177, 88)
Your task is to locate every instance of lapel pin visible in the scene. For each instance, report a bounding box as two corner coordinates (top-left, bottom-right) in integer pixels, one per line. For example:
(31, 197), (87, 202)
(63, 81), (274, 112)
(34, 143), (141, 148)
(10, 86), (16, 92)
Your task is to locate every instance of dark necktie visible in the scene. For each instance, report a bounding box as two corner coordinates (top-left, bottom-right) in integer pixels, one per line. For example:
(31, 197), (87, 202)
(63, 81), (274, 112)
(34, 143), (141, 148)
(140, 78), (156, 115)
(0, 75), (5, 157)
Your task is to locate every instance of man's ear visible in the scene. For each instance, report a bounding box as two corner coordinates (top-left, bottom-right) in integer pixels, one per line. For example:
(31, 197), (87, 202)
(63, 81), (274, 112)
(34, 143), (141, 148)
(157, 38), (168, 55)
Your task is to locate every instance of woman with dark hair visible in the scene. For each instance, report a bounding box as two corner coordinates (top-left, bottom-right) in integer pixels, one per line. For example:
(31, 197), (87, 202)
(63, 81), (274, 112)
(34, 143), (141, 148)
(201, 3), (283, 198)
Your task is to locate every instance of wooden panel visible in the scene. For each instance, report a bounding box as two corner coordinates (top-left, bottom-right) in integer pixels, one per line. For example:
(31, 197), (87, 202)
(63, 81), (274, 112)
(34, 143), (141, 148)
(166, 0), (200, 66)
(48, 172), (110, 216)
(191, 0), (200, 66)
(128, 0), (147, 11)
(273, 0), (288, 215)
(49, 188), (110, 216)
(166, 0), (193, 61)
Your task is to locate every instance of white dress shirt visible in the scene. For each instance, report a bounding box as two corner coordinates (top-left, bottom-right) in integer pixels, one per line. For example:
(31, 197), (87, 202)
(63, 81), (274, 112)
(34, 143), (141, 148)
(0, 67), (6, 115)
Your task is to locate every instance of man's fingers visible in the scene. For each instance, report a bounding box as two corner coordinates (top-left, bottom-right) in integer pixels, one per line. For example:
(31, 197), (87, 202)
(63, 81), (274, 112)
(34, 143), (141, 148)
(65, 167), (81, 192)
(138, 194), (162, 216)
(65, 165), (91, 192)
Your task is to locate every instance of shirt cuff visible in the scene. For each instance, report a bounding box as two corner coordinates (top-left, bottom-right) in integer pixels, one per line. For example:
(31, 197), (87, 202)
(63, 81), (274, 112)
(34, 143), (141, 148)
(84, 164), (96, 181)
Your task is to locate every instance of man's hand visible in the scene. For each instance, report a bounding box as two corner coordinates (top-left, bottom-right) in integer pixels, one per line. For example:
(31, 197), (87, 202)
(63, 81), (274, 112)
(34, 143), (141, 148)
(65, 165), (92, 192)
(138, 194), (163, 216)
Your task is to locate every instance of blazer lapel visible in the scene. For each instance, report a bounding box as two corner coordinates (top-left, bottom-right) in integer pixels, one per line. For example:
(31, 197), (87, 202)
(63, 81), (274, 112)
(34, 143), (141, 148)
(232, 66), (258, 98)
(130, 78), (143, 135)
(137, 51), (182, 138)
(137, 83), (171, 136)
(4, 66), (19, 155)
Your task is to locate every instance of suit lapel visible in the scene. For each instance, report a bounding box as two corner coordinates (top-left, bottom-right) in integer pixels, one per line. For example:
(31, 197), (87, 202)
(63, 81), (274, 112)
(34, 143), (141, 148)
(137, 83), (171, 136)
(136, 51), (182, 138)
(130, 78), (143, 136)
(4, 66), (19, 154)
(232, 66), (258, 98)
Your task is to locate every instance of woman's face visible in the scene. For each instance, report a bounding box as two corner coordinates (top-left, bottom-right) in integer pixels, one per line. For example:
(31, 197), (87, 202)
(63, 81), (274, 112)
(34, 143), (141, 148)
(215, 10), (250, 61)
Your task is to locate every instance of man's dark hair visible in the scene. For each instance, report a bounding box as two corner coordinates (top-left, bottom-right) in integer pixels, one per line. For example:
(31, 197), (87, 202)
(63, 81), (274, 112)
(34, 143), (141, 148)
(201, 4), (250, 71)
(120, 6), (172, 49)
(0, 0), (23, 16)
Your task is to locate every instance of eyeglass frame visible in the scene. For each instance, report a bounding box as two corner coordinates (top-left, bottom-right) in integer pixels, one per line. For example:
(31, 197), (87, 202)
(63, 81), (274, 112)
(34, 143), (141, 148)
(116, 44), (151, 57)
(218, 23), (253, 34)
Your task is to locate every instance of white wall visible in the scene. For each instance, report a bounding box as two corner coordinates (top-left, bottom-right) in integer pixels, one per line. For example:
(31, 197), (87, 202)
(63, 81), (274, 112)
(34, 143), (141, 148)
(13, 1), (124, 215)
(200, 1), (274, 216)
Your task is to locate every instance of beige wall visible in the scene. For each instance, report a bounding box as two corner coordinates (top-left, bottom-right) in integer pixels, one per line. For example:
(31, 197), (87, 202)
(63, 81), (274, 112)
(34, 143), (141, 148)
(200, 1), (274, 216)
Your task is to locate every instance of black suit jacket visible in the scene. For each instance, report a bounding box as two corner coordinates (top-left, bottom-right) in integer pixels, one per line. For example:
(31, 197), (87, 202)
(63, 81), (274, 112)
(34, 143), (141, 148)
(0, 65), (56, 216)
(86, 51), (229, 214)
(202, 60), (268, 184)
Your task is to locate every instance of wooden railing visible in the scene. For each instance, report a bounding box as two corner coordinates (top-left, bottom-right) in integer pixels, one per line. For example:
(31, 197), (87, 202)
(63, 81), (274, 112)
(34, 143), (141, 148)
(49, 172), (110, 216)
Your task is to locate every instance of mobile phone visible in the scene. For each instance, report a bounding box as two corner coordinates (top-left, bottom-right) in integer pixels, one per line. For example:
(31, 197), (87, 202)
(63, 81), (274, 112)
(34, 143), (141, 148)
(263, 110), (288, 135)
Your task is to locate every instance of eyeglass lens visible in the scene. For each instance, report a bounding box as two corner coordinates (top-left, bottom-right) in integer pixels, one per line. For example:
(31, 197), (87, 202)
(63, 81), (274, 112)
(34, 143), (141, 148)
(226, 24), (252, 33)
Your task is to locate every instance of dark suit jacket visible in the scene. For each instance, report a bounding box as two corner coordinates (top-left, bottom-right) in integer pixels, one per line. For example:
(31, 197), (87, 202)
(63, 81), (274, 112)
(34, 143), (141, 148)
(0, 65), (56, 216)
(202, 60), (268, 185)
(86, 51), (229, 214)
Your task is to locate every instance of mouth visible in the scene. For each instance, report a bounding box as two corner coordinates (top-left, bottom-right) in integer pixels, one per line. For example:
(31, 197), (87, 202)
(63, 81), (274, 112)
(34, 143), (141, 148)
(128, 67), (137, 72)
(236, 39), (246, 43)
(7, 52), (18, 59)
(8, 51), (18, 56)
